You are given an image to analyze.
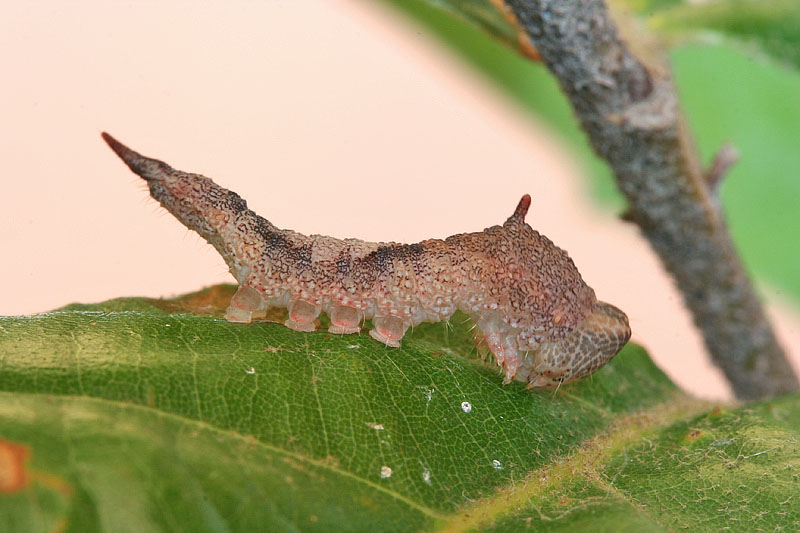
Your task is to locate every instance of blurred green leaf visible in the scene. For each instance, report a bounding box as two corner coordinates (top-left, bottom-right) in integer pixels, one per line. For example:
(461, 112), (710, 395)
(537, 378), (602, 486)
(615, 0), (683, 13)
(0, 286), (797, 531)
(649, 0), (800, 70)
(417, 0), (519, 51)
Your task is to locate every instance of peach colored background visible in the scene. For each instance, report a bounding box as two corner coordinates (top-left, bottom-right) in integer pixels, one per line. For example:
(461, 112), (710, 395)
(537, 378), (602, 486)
(2, 1), (798, 400)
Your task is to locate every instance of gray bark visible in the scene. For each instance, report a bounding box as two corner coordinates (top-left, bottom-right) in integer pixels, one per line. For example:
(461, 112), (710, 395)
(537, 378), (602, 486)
(504, 0), (798, 399)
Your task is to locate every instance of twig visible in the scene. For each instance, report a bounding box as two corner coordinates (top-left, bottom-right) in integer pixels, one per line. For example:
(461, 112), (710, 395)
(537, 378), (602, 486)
(503, 0), (798, 399)
(705, 142), (739, 197)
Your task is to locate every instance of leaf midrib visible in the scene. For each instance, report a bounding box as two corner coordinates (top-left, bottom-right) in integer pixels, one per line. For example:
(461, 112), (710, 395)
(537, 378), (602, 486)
(437, 393), (712, 532)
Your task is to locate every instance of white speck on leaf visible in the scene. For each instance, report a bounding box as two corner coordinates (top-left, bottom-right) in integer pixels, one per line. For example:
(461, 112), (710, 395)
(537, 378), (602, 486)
(245, 367), (256, 375)
(461, 401), (472, 413)
(422, 469), (431, 485)
(416, 385), (435, 402)
(380, 466), (392, 479)
(367, 422), (385, 430)
(492, 459), (503, 470)
(346, 344), (359, 349)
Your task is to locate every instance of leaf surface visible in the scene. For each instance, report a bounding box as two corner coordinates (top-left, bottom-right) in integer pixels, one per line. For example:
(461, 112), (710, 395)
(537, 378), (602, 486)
(0, 286), (797, 531)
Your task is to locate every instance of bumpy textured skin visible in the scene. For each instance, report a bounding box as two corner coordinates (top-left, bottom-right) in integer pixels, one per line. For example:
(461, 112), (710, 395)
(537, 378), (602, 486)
(102, 132), (630, 387)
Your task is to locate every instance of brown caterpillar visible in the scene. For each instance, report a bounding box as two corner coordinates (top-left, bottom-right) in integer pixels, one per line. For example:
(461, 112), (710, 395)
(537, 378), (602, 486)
(103, 133), (630, 388)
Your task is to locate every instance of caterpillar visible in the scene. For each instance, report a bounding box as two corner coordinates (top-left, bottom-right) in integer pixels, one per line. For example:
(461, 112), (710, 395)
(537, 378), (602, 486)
(102, 132), (630, 388)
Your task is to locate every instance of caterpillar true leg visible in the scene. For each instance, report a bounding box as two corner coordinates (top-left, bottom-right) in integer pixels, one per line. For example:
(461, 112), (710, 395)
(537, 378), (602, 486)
(484, 332), (520, 384)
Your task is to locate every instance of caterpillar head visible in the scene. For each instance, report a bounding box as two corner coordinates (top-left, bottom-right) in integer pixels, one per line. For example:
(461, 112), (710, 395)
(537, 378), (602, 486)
(497, 195), (630, 386)
(524, 301), (631, 388)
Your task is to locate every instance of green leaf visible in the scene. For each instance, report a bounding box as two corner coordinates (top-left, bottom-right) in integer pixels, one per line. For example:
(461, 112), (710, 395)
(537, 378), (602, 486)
(1, 286), (797, 531)
(646, 0), (800, 71)
(412, 0), (522, 55)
